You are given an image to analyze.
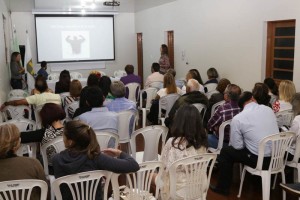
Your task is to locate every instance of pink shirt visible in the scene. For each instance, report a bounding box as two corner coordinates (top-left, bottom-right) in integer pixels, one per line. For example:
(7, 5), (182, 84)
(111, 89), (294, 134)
(144, 72), (164, 88)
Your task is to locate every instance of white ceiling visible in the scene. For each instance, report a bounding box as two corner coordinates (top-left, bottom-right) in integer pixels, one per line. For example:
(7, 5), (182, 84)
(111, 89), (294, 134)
(5, 0), (177, 13)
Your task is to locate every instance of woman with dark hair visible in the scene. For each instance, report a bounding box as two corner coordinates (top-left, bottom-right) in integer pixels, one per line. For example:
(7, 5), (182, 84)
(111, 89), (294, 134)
(52, 121), (140, 200)
(182, 69), (205, 94)
(31, 75), (53, 95)
(156, 104), (207, 199)
(99, 76), (115, 100)
(55, 70), (71, 94)
(159, 44), (170, 74)
(10, 52), (25, 89)
(252, 82), (271, 107)
(264, 78), (279, 105)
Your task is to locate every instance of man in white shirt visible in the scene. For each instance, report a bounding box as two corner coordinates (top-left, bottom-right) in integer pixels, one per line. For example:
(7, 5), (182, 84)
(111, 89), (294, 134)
(144, 63), (164, 88)
(210, 91), (279, 195)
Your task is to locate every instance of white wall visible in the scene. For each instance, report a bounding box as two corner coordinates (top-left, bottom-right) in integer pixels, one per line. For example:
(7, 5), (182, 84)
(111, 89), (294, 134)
(11, 12), (137, 78)
(135, 0), (300, 91)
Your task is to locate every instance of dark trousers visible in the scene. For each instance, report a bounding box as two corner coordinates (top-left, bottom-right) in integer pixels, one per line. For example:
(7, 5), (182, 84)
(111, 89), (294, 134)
(217, 146), (271, 191)
(11, 79), (22, 89)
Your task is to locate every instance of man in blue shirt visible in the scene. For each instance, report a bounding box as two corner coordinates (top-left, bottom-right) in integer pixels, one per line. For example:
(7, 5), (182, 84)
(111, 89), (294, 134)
(37, 61), (48, 79)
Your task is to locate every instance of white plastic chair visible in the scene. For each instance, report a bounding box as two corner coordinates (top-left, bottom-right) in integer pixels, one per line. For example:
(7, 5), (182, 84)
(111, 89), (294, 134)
(0, 179), (48, 200)
(168, 154), (217, 200)
(114, 70), (127, 78)
(111, 161), (164, 200)
(211, 100), (225, 118)
(207, 120), (231, 154)
(205, 83), (218, 93)
(48, 73), (59, 81)
(192, 103), (207, 121)
(138, 88), (158, 128)
(130, 125), (168, 163)
(287, 135), (300, 182)
(237, 132), (295, 200)
(95, 130), (120, 150)
(125, 83), (140, 103)
(64, 101), (79, 121)
(60, 92), (70, 107)
(2, 105), (32, 121)
(41, 136), (66, 200)
(34, 105), (43, 129)
(158, 94), (180, 126)
(70, 72), (83, 79)
(205, 90), (219, 99)
(276, 109), (294, 128)
(149, 81), (163, 89)
(52, 170), (112, 200)
(7, 89), (29, 100)
(117, 110), (138, 146)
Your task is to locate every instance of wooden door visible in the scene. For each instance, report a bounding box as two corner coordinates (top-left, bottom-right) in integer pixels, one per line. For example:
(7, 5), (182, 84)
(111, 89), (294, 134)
(167, 31), (174, 68)
(137, 33), (144, 88)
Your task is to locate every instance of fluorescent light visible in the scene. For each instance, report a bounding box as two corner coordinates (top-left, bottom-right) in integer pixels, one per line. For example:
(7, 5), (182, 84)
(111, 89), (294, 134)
(91, 3), (96, 9)
(81, 9), (86, 15)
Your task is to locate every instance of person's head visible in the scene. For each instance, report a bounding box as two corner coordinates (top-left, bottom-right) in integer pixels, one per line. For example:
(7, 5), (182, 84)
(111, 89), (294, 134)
(238, 91), (256, 109)
(278, 80), (296, 102)
(87, 73), (100, 87)
(264, 78), (278, 96)
(207, 68), (219, 79)
(40, 103), (66, 128)
(160, 44), (168, 55)
(151, 63), (160, 73)
(99, 76), (112, 97)
(69, 80), (82, 98)
(35, 75), (48, 93)
(252, 83), (271, 106)
(186, 79), (200, 93)
(0, 124), (21, 159)
(186, 69), (204, 85)
(41, 61), (47, 70)
(167, 68), (176, 78)
(86, 87), (104, 108)
(224, 84), (241, 102)
(291, 93), (300, 117)
(171, 104), (208, 150)
(110, 81), (126, 98)
(11, 52), (21, 63)
(163, 73), (177, 94)
(59, 70), (71, 89)
(125, 65), (134, 75)
(216, 78), (231, 94)
(63, 121), (100, 159)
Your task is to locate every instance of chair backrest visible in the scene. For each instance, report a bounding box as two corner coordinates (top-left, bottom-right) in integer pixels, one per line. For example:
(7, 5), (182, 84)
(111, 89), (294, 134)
(52, 170), (112, 200)
(276, 109), (294, 127)
(34, 105), (44, 129)
(0, 180), (48, 200)
(205, 90), (219, 99)
(205, 83), (218, 93)
(2, 105), (32, 121)
(48, 73), (59, 81)
(41, 136), (66, 176)
(169, 154), (217, 200)
(139, 88), (158, 110)
(1, 118), (36, 132)
(211, 100), (225, 118)
(207, 120), (231, 154)
(125, 83), (140, 103)
(65, 101), (79, 120)
(158, 94), (180, 119)
(149, 81), (163, 89)
(111, 161), (164, 200)
(95, 131), (120, 150)
(117, 110), (138, 143)
(290, 135), (300, 164)
(130, 126), (168, 162)
(70, 72), (83, 79)
(192, 103), (207, 119)
(7, 89), (29, 100)
(256, 132), (295, 171)
(114, 70), (127, 78)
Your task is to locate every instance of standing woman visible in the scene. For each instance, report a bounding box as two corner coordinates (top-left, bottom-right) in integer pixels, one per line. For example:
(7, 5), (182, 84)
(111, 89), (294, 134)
(10, 52), (25, 89)
(159, 44), (170, 74)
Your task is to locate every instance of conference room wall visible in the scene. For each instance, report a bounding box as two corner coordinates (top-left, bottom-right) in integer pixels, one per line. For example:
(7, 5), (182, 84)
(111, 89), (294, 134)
(135, 0), (300, 91)
(11, 12), (137, 78)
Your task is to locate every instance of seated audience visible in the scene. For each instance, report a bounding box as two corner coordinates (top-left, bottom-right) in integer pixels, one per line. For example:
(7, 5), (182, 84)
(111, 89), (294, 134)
(144, 62), (164, 88)
(64, 80), (82, 118)
(273, 80), (296, 113)
(53, 121), (140, 200)
(165, 79), (208, 130)
(120, 64), (141, 99)
(55, 70), (71, 94)
(207, 84), (241, 149)
(0, 124), (49, 200)
(156, 105), (207, 199)
(264, 78), (279, 105)
(210, 92), (278, 195)
(252, 82), (271, 107)
(31, 75), (53, 95)
(205, 67), (219, 84)
(37, 61), (48, 79)
(160, 69), (183, 89)
(182, 69), (205, 94)
(99, 76), (115, 102)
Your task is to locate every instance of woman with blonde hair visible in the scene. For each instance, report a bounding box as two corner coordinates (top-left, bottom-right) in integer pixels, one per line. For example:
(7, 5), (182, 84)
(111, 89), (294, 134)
(0, 124), (48, 200)
(272, 80), (296, 113)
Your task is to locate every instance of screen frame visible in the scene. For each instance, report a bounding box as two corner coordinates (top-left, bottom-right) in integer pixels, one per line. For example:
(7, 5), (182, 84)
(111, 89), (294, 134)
(34, 14), (115, 63)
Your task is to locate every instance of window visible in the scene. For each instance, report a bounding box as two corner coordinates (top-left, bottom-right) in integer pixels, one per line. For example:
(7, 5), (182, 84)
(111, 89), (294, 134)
(266, 20), (296, 83)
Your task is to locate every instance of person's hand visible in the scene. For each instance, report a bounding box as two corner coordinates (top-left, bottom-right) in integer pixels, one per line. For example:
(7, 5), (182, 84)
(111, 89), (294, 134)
(0, 103), (6, 111)
(101, 148), (122, 158)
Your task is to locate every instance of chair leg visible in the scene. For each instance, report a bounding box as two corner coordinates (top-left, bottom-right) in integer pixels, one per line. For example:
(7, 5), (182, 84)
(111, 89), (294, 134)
(239, 163), (243, 179)
(272, 174), (277, 189)
(297, 165), (300, 183)
(261, 172), (271, 200)
(237, 168), (246, 198)
(281, 171), (286, 200)
(49, 176), (56, 200)
(142, 109), (146, 128)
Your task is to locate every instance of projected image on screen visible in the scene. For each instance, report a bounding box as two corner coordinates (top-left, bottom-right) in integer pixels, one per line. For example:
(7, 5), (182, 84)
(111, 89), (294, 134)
(35, 15), (115, 63)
